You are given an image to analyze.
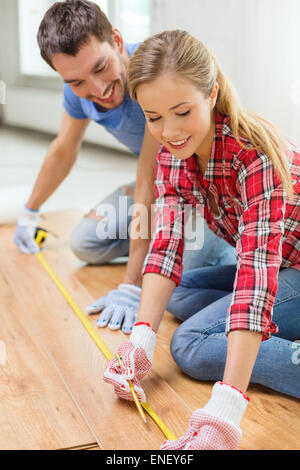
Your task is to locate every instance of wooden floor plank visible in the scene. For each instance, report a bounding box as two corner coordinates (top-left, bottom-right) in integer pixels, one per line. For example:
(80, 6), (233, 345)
(62, 443), (98, 450)
(44, 211), (300, 451)
(38, 234), (194, 444)
(39, 211), (194, 436)
(3, 210), (299, 450)
(78, 264), (300, 450)
(0, 269), (96, 450)
(0, 223), (191, 450)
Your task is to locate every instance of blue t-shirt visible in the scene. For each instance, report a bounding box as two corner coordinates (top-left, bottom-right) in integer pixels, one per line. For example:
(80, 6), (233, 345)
(63, 43), (145, 156)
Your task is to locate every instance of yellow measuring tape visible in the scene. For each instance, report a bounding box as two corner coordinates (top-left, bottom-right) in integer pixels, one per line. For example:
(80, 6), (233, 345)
(35, 229), (177, 441)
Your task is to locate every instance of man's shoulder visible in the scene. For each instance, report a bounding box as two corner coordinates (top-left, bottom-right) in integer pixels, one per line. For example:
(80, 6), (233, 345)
(63, 82), (76, 98)
(125, 42), (141, 57)
(63, 83), (88, 120)
(63, 83), (82, 105)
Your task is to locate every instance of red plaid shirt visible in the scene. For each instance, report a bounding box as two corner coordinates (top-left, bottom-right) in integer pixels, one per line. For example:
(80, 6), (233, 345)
(143, 112), (300, 340)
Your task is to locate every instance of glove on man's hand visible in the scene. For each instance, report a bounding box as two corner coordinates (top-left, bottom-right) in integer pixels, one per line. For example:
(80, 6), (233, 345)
(86, 283), (141, 334)
(14, 206), (40, 254)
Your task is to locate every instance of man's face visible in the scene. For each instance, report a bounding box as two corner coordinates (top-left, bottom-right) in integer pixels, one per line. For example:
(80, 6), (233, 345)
(52, 32), (129, 110)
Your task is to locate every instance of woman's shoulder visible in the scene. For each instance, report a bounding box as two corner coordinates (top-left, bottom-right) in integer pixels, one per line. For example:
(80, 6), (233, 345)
(215, 112), (253, 149)
(215, 112), (257, 173)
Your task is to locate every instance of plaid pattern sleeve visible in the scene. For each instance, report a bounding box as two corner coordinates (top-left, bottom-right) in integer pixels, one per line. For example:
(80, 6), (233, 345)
(142, 149), (186, 286)
(226, 150), (285, 340)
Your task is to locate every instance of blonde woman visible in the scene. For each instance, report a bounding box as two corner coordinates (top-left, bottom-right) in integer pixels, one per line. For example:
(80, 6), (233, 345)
(103, 30), (300, 450)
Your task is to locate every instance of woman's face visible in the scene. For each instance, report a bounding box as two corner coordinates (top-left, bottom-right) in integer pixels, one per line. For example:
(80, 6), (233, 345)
(136, 73), (218, 162)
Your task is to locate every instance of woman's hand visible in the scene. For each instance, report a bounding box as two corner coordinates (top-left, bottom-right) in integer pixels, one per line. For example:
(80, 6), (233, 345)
(160, 382), (249, 450)
(103, 323), (156, 403)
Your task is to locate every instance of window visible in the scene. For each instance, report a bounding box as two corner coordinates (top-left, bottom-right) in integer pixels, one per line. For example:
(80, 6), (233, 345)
(18, 0), (57, 77)
(18, 0), (150, 77)
(113, 0), (150, 43)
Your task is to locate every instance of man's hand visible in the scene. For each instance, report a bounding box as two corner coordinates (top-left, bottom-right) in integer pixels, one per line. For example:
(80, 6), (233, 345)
(14, 206), (40, 254)
(86, 284), (141, 334)
(103, 323), (156, 403)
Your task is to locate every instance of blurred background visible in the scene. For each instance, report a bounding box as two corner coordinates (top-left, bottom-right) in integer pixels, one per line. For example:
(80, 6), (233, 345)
(0, 0), (300, 215)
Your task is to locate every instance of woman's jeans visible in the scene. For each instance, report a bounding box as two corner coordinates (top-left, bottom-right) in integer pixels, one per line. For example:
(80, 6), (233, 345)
(167, 264), (300, 399)
(69, 182), (236, 271)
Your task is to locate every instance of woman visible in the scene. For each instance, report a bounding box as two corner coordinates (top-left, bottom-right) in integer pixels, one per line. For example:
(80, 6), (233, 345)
(103, 30), (300, 450)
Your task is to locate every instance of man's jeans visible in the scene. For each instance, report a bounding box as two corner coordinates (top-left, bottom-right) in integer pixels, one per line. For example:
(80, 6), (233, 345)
(70, 182), (236, 271)
(167, 264), (300, 399)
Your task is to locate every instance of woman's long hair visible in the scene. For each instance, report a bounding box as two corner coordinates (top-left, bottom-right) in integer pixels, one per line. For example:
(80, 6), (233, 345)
(128, 30), (293, 197)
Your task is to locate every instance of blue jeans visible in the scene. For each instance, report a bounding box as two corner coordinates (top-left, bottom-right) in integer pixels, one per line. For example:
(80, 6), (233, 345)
(70, 182), (236, 271)
(167, 265), (300, 399)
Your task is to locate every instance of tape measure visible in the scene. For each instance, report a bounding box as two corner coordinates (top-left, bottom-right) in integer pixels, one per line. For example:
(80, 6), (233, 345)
(34, 229), (177, 441)
(35, 228), (48, 249)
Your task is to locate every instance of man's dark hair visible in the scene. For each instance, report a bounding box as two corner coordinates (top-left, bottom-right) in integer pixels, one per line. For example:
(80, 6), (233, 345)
(37, 0), (114, 70)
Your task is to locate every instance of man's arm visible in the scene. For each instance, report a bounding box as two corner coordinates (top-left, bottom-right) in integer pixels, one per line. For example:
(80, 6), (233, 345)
(26, 111), (90, 210)
(123, 124), (160, 286)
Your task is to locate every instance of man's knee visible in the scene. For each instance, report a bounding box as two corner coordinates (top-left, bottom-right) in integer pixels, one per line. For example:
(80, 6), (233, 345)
(84, 209), (121, 241)
(91, 189), (133, 239)
(85, 209), (105, 221)
(122, 185), (135, 197)
(69, 218), (109, 264)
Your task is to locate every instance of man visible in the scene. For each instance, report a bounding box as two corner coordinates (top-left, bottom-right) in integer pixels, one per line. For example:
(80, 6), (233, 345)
(14, 0), (235, 333)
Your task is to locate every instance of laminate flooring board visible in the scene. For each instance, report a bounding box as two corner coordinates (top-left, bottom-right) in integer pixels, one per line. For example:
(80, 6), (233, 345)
(3, 210), (299, 450)
(44, 212), (300, 451)
(39, 212), (195, 438)
(0, 269), (95, 450)
(80, 263), (300, 450)
(0, 224), (191, 449)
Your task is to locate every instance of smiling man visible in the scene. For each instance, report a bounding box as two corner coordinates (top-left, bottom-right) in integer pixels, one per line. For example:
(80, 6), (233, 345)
(14, 0), (236, 334)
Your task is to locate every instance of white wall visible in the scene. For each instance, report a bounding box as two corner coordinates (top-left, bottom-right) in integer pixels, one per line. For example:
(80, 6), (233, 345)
(1, 0), (300, 146)
(4, 86), (130, 151)
(152, 0), (300, 145)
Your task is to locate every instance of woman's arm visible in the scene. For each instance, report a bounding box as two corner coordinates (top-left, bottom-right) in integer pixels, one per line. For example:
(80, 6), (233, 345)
(137, 273), (176, 332)
(223, 330), (262, 393)
(223, 151), (285, 392)
(138, 274), (263, 391)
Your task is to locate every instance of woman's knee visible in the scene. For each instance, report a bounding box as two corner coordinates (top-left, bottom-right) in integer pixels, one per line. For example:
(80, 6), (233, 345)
(170, 325), (208, 379)
(170, 323), (227, 381)
(166, 292), (187, 321)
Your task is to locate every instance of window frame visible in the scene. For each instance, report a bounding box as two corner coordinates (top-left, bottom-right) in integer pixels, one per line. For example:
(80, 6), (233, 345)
(16, 0), (152, 91)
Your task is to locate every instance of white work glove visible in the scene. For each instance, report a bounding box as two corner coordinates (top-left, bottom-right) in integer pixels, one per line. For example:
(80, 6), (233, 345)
(14, 205), (40, 254)
(103, 323), (156, 403)
(161, 381), (249, 450)
(86, 283), (141, 334)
